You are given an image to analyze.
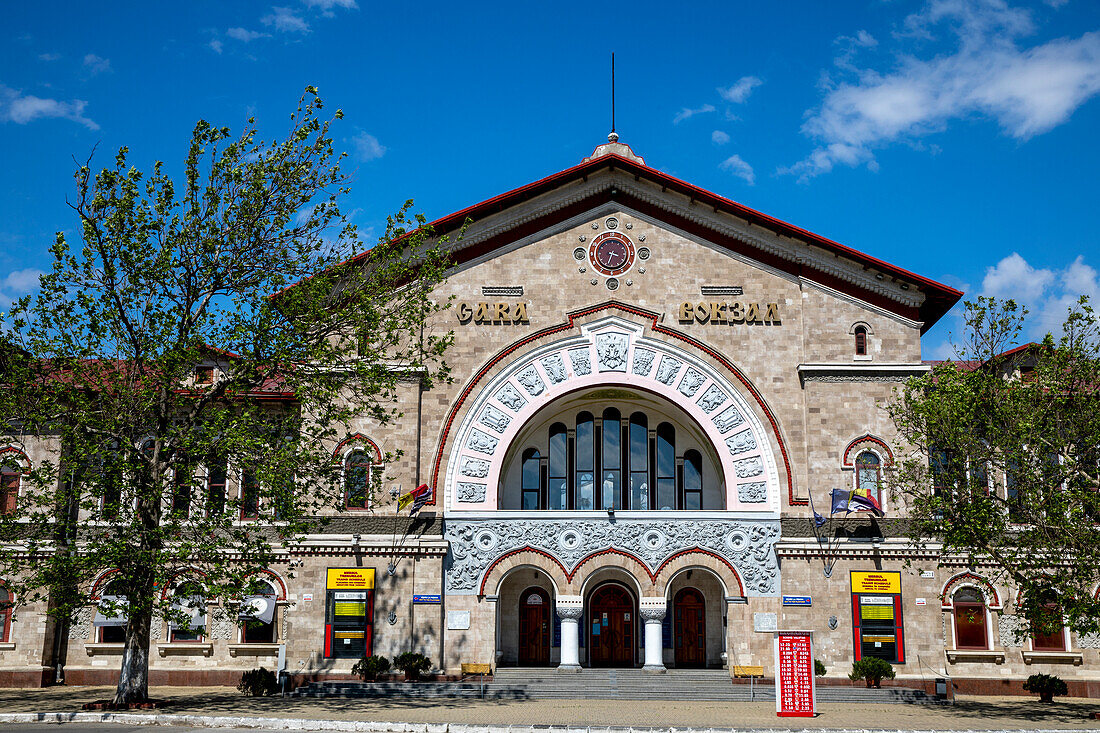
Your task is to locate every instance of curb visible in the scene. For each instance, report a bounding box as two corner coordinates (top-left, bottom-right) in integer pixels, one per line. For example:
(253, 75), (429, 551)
(0, 716), (1097, 733)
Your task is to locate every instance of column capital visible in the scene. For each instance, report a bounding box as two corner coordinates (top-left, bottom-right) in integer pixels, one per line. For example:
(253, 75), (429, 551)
(556, 594), (583, 620)
(639, 597), (667, 621)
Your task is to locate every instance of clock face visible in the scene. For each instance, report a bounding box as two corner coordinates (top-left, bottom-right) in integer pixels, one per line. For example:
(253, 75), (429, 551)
(588, 231), (636, 277)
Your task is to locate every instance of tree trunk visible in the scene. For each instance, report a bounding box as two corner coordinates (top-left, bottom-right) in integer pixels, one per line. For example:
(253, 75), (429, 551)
(113, 609), (151, 705)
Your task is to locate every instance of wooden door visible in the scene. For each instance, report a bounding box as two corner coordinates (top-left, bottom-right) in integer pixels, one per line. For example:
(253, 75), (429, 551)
(518, 588), (551, 666)
(588, 584), (635, 667)
(674, 587), (706, 667)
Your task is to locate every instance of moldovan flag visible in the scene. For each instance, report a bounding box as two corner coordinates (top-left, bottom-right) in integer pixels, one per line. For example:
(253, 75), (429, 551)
(848, 487), (885, 517)
(398, 484), (432, 514)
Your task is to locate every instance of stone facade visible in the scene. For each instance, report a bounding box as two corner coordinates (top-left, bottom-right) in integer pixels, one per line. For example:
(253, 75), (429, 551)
(2, 139), (1091, 696)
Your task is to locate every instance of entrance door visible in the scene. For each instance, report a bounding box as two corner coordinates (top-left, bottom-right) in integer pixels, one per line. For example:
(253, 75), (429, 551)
(588, 584), (635, 666)
(518, 588), (551, 666)
(674, 587), (706, 667)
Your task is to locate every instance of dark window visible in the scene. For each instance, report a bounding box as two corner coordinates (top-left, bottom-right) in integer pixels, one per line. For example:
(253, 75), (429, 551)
(0, 466), (19, 516)
(575, 412), (595, 511)
(856, 451), (881, 504)
(601, 408), (622, 510)
(95, 581), (127, 643)
(548, 423), (568, 510)
(345, 450), (371, 509)
(683, 450), (703, 511)
(169, 581), (206, 642)
(206, 456), (227, 516)
(171, 457), (192, 518)
(240, 469), (260, 519)
(240, 579), (278, 644)
(0, 586), (11, 642)
(1006, 458), (1025, 522)
(855, 326), (868, 356)
(655, 422), (675, 510)
(952, 588), (987, 649)
(629, 413), (649, 510)
(195, 365), (214, 385)
(1031, 603), (1066, 651)
(101, 441), (123, 519)
(522, 448), (542, 510)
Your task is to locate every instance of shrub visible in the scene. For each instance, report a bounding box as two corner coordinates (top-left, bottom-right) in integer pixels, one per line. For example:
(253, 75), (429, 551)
(1023, 673), (1068, 703)
(352, 655), (391, 682)
(237, 667), (279, 696)
(393, 652), (432, 681)
(848, 657), (895, 688)
(814, 659), (827, 676)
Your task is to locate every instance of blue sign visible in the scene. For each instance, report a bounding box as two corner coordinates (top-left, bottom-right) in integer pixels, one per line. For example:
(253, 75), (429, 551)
(412, 595), (441, 604)
(782, 595), (812, 607)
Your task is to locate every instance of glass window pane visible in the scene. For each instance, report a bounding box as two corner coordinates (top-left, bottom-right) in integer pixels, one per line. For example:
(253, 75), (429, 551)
(629, 414), (648, 471)
(657, 477), (675, 510)
(576, 413), (594, 510)
(602, 470), (620, 510)
(549, 425), (567, 510)
(632, 472), (649, 510)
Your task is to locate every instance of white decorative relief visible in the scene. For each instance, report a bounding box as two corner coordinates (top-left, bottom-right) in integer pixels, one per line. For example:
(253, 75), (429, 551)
(457, 483), (487, 502)
(655, 356), (682, 385)
(595, 333), (629, 371)
(1077, 632), (1100, 649)
(738, 482), (767, 503)
(697, 385), (727, 413)
(479, 405), (511, 434)
(517, 367), (545, 396)
(713, 405), (745, 433)
(998, 614), (1026, 648)
(725, 429), (756, 455)
(445, 518), (780, 596)
(460, 457), (490, 478)
(210, 609), (235, 640)
(568, 349), (591, 376)
(734, 457), (764, 478)
(540, 354), (568, 384)
(496, 384), (526, 412)
(678, 367), (706, 397)
(69, 606), (93, 640)
(632, 348), (655, 377)
(467, 430), (499, 455)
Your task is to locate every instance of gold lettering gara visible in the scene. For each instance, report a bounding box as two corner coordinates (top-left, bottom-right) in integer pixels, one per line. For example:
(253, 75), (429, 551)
(677, 301), (781, 325)
(457, 302), (530, 325)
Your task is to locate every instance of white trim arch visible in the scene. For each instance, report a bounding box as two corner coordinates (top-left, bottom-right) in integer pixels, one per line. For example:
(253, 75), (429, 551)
(444, 316), (780, 516)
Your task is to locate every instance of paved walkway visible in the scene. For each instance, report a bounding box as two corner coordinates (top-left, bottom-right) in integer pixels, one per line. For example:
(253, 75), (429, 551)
(0, 686), (1098, 730)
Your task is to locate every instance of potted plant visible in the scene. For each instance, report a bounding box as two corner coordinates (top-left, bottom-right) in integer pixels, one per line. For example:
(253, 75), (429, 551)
(1023, 673), (1068, 703)
(351, 655), (391, 682)
(237, 667), (279, 696)
(393, 652), (432, 682)
(848, 657), (895, 688)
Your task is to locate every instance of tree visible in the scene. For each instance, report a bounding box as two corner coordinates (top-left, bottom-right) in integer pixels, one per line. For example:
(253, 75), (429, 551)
(0, 89), (451, 704)
(888, 296), (1100, 637)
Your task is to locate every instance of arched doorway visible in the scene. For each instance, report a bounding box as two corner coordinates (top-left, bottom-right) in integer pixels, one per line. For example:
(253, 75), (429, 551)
(673, 587), (706, 667)
(588, 583), (636, 667)
(518, 587), (551, 666)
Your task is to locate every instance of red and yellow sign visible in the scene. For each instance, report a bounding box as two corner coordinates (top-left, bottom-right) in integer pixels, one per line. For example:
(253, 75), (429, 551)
(851, 571), (901, 594)
(326, 568), (375, 590)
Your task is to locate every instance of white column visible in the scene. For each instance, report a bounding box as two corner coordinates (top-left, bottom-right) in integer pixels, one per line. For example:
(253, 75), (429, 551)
(556, 595), (583, 672)
(640, 598), (667, 672)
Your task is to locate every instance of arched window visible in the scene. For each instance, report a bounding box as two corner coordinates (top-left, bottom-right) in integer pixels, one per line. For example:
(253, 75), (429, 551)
(952, 587), (988, 649)
(93, 578), (128, 644)
(629, 413), (649, 510)
(169, 580), (207, 643)
(1031, 603), (1067, 652)
(239, 578), (278, 644)
(682, 449), (703, 511)
(548, 423), (568, 510)
(0, 463), (20, 517)
(0, 585), (12, 643)
(856, 451), (881, 503)
(575, 412), (595, 511)
(601, 408), (622, 510)
(655, 422), (675, 510)
(854, 326), (868, 356)
(521, 448), (542, 510)
(345, 450), (372, 509)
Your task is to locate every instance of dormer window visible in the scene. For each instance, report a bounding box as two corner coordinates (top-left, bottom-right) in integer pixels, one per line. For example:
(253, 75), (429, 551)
(195, 366), (214, 385)
(854, 326), (868, 356)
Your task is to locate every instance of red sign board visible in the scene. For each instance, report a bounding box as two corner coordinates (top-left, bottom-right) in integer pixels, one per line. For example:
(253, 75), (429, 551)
(774, 631), (816, 717)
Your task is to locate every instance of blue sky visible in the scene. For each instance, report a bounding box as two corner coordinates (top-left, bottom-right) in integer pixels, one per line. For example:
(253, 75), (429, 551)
(2, 0), (1099, 358)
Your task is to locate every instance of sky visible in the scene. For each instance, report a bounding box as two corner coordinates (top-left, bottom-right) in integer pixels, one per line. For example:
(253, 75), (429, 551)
(2, 0), (1099, 359)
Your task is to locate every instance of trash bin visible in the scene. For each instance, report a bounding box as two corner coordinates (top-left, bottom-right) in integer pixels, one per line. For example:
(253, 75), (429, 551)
(935, 677), (948, 699)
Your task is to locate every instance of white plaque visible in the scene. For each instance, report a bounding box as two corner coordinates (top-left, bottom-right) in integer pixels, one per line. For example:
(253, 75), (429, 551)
(447, 610), (471, 630)
(919, 570), (935, 578)
(754, 612), (777, 632)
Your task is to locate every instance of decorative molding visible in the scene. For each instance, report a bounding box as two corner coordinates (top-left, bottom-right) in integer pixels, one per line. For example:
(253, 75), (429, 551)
(842, 434), (895, 467)
(941, 571), (1002, 609)
(482, 286), (524, 297)
(332, 434), (383, 463)
(445, 518), (779, 597)
(998, 614), (1026, 648)
(797, 363), (930, 385)
(457, 482), (487, 503)
(700, 286), (743, 297)
(737, 482), (767, 503)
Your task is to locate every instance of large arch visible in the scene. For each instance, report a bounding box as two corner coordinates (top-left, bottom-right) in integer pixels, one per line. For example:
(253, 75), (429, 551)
(441, 311), (783, 514)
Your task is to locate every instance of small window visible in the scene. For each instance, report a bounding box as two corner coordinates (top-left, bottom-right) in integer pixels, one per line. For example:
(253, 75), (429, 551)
(952, 587), (988, 649)
(548, 423), (568, 510)
(93, 580), (127, 643)
(521, 448), (542, 510)
(655, 422), (675, 510)
(1, 465), (20, 516)
(854, 326), (868, 356)
(169, 581), (207, 643)
(856, 451), (882, 504)
(345, 450), (372, 509)
(195, 366), (214, 385)
(575, 412), (595, 511)
(240, 579), (278, 644)
(0, 585), (12, 643)
(1031, 603), (1066, 652)
(629, 413), (649, 510)
(682, 449), (703, 511)
(206, 455), (227, 516)
(171, 457), (192, 518)
(240, 469), (260, 519)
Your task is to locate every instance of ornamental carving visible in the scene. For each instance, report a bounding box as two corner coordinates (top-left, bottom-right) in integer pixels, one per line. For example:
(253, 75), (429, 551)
(568, 349), (592, 376)
(1078, 632), (1100, 649)
(725, 429), (756, 456)
(444, 518), (780, 596)
(998, 614), (1026, 648)
(495, 384), (526, 412)
(713, 405), (744, 433)
(737, 482), (767, 503)
(460, 457), (490, 478)
(678, 367), (706, 397)
(69, 606), (93, 640)
(210, 608), (235, 640)
(556, 605), (584, 620)
(540, 354), (568, 384)
(457, 482), (487, 502)
(632, 348), (655, 376)
(517, 367), (545, 396)
(467, 430), (499, 455)
(733, 457), (764, 478)
(479, 405), (511, 434)
(639, 606), (667, 622)
(595, 333), (629, 371)
(655, 356), (682, 385)
(697, 385), (727, 413)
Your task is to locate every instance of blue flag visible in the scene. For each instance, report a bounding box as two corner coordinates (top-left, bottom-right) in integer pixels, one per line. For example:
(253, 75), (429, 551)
(830, 488), (851, 514)
(813, 510), (827, 527)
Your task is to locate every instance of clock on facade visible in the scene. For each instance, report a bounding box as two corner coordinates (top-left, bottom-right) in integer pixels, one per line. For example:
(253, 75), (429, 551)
(588, 231), (636, 277)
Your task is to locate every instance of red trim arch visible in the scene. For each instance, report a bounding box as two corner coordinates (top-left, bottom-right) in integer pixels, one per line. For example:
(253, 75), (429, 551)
(0, 446), (31, 469)
(430, 301), (796, 505)
(941, 571), (1001, 609)
(246, 569), (288, 600)
(842, 434), (895, 467)
(333, 433), (383, 463)
(90, 569), (122, 600)
(654, 548), (746, 597)
(159, 567), (210, 600)
(478, 547), (570, 596)
(568, 548), (656, 584)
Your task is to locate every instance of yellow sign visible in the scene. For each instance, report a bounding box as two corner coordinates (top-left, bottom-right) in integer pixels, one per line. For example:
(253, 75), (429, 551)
(326, 568), (375, 590)
(851, 571), (901, 594)
(861, 605), (895, 620)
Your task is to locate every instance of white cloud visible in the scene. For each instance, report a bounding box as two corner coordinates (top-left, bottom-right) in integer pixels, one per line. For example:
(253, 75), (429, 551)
(302, 0), (358, 15)
(0, 268), (45, 310)
(981, 252), (1055, 303)
(787, 0), (1100, 180)
(38, 53), (60, 61)
(717, 76), (762, 103)
(83, 53), (111, 75)
(227, 27), (270, 42)
(351, 131), (386, 161)
(672, 104), (715, 124)
(980, 252), (1099, 338)
(0, 84), (98, 130)
(719, 154), (755, 184)
(263, 7), (310, 33)
(208, 39), (223, 54)
(711, 130), (730, 145)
